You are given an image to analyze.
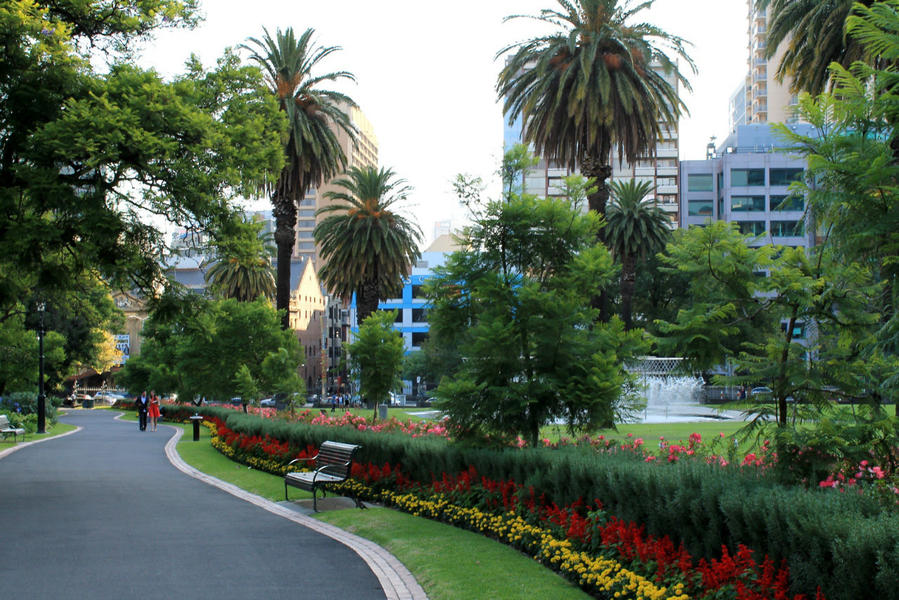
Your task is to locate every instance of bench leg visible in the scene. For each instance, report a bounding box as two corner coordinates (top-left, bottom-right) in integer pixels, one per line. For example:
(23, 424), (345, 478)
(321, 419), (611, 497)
(312, 486), (318, 512)
(285, 480), (289, 502)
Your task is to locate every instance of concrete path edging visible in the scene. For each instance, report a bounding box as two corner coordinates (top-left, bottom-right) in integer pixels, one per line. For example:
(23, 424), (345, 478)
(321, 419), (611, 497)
(162, 423), (428, 600)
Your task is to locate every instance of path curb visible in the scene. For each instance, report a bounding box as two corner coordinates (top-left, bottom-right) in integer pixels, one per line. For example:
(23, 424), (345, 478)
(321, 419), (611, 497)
(162, 423), (427, 600)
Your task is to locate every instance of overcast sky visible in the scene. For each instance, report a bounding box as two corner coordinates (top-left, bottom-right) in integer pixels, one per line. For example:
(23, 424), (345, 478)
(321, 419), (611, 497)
(140, 0), (749, 246)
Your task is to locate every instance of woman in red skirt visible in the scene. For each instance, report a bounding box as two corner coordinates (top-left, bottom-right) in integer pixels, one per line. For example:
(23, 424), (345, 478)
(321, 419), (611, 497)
(148, 391), (161, 431)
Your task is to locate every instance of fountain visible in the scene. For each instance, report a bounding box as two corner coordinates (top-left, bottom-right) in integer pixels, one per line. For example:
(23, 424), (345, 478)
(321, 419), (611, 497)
(626, 358), (734, 423)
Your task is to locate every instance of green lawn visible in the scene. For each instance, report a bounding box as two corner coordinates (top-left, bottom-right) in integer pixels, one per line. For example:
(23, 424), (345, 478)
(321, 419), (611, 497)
(0, 421), (77, 445)
(319, 508), (588, 600)
(168, 418), (588, 600)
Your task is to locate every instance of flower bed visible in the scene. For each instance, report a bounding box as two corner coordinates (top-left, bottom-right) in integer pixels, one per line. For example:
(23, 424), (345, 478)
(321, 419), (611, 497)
(203, 415), (822, 600)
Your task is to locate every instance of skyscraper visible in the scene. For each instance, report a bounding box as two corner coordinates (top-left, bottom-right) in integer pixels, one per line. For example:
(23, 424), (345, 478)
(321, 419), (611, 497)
(503, 65), (681, 225)
(731, 1), (800, 130)
(293, 103), (379, 268)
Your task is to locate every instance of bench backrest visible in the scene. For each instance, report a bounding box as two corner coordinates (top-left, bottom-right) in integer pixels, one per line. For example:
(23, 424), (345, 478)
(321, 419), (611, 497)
(0, 415), (9, 428)
(315, 441), (361, 478)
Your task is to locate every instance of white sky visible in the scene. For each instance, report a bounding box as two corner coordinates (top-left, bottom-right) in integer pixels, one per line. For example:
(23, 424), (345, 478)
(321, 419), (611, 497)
(140, 0), (749, 246)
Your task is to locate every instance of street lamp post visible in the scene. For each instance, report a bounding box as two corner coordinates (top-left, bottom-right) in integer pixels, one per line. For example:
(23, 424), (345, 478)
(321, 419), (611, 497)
(36, 302), (46, 434)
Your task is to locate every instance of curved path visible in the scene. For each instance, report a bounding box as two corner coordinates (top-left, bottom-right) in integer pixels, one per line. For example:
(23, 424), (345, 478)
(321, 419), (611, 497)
(0, 410), (425, 600)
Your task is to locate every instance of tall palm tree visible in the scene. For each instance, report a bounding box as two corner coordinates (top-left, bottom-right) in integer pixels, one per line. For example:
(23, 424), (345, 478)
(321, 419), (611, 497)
(242, 27), (356, 328)
(314, 166), (422, 323)
(497, 0), (693, 228)
(204, 217), (276, 302)
(757, 0), (873, 95)
(605, 179), (670, 330)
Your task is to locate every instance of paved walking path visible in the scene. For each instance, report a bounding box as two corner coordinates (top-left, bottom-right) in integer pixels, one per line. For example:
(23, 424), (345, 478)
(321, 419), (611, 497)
(0, 410), (426, 600)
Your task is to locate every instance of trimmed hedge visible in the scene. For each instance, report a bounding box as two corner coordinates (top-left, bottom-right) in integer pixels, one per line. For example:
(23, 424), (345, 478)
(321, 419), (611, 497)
(189, 405), (899, 600)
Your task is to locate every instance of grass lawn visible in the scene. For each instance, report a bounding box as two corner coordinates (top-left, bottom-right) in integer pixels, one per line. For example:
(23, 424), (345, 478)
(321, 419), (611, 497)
(319, 508), (589, 600)
(1, 420), (77, 446)
(166, 417), (589, 600)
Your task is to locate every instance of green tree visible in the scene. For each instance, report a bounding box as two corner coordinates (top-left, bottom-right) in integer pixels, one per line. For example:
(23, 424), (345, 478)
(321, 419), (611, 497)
(242, 27), (356, 328)
(315, 166), (422, 322)
(655, 222), (883, 426)
(347, 310), (405, 420)
(204, 216), (276, 302)
(496, 0), (693, 251)
(233, 364), (260, 413)
(605, 179), (671, 330)
(428, 191), (644, 446)
(119, 297), (303, 403)
(1, 4), (285, 321)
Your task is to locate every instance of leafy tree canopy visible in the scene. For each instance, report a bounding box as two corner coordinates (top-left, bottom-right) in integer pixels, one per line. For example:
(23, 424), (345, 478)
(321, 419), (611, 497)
(428, 182), (645, 446)
(1, 1), (286, 322)
(348, 310), (405, 418)
(118, 297), (303, 402)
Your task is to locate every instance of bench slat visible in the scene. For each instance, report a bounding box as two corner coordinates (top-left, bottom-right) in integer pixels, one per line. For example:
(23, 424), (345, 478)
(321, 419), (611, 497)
(284, 440), (362, 511)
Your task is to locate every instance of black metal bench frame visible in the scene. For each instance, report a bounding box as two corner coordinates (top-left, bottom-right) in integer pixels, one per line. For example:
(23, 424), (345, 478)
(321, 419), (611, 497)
(284, 440), (364, 512)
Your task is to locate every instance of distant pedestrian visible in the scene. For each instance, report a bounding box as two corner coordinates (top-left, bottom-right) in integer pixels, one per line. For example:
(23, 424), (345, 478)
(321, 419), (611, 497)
(148, 391), (161, 432)
(136, 391), (149, 431)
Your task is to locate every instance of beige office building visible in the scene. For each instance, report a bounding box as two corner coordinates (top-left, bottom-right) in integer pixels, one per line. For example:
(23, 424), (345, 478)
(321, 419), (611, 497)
(293, 103), (379, 270)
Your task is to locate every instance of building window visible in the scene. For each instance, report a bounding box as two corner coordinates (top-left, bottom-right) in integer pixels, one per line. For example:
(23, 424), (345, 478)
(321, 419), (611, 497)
(297, 241), (315, 250)
(769, 168), (804, 186)
(394, 309), (404, 323)
(731, 168), (765, 186)
(300, 198), (315, 207)
(411, 284), (426, 299)
(781, 321), (806, 339)
(298, 231), (314, 239)
(731, 195), (766, 211)
(411, 308), (428, 322)
(769, 194), (804, 211)
(737, 221), (766, 236)
(771, 220), (804, 237)
(687, 173), (713, 192)
(688, 200), (713, 216)
(297, 220), (315, 228)
(299, 209), (316, 217)
(412, 332), (428, 347)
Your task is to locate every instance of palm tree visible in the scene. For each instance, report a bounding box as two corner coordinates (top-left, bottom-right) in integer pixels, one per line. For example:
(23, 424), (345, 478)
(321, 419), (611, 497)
(204, 217), (276, 302)
(757, 0), (873, 95)
(497, 0), (693, 228)
(605, 179), (670, 330)
(242, 27), (356, 328)
(314, 166), (422, 323)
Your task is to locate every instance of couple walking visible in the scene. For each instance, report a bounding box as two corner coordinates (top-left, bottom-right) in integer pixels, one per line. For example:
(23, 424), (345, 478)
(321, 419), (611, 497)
(135, 391), (161, 431)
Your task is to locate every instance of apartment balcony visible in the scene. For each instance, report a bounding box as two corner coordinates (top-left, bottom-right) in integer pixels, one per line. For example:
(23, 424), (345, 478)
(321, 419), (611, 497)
(657, 184), (678, 195)
(753, 71), (767, 83)
(753, 57), (767, 67)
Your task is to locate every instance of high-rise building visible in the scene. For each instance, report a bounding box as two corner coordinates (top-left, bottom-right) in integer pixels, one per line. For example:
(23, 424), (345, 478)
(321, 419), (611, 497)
(293, 103), (379, 268)
(731, 2), (800, 130)
(680, 123), (813, 251)
(504, 65), (681, 224)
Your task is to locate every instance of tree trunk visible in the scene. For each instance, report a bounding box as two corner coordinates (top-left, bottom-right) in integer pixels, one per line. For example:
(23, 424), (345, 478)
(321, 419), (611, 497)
(581, 153), (613, 322)
(356, 272), (380, 324)
(272, 196), (297, 330)
(620, 253), (637, 330)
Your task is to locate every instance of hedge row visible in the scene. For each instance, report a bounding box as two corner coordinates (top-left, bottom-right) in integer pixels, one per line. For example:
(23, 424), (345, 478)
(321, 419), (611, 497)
(190, 406), (899, 600)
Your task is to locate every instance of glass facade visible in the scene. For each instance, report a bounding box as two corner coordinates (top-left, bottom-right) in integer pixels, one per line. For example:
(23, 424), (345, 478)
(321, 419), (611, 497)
(731, 168), (765, 186)
(737, 221), (766, 235)
(687, 173), (714, 192)
(731, 195), (766, 211)
(771, 220), (803, 237)
(688, 199), (714, 216)
(769, 168), (804, 186)
(769, 195), (804, 211)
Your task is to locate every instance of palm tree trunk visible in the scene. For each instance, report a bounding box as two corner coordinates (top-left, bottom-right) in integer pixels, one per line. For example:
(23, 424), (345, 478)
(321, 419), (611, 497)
(620, 253), (637, 330)
(273, 196), (297, 330)
(581, 152), (613, 322)
(357, 276), (380, 325)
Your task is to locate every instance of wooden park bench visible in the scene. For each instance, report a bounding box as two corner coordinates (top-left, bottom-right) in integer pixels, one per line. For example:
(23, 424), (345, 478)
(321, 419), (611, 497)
(284, 440), (363, 512)
(0, 414), (26, 443)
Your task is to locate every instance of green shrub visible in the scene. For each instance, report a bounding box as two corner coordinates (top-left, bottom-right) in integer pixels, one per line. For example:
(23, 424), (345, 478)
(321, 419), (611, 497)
(199, 408), (899, 599)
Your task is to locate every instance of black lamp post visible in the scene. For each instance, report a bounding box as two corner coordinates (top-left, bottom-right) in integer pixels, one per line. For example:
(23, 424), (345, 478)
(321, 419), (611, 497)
(37, 302), (46, 434)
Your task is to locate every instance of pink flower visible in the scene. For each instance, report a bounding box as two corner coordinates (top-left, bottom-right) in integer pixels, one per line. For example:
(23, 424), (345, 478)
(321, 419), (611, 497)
(871, 466), (886, 479)
(645, 456), (657, 462)
(634, 438), (644, 447)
